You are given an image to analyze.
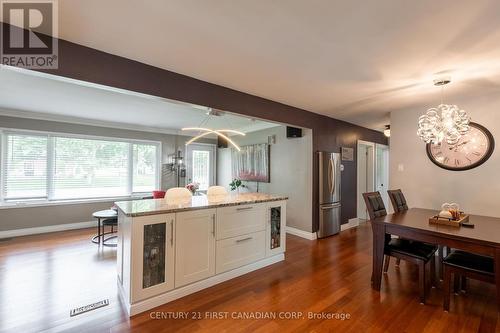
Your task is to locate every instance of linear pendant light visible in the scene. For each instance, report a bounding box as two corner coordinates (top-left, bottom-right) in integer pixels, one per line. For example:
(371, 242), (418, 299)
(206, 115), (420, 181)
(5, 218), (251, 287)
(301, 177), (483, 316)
(182, 110), (245, 150)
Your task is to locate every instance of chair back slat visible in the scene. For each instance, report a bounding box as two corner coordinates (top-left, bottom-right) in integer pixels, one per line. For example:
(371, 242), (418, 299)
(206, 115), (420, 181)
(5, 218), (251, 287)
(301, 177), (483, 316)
(387, 189), (408, 213)
(362, 191), (387, 220)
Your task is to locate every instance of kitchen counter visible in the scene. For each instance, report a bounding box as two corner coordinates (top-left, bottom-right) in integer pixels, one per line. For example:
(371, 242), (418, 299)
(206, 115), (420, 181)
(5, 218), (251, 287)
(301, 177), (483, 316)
(116, 192), (287, 316)
(115, 192), (288, 217)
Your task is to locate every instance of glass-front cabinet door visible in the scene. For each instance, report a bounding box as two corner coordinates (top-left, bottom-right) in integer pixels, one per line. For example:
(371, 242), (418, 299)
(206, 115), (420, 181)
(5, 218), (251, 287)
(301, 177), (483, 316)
(266, 201), (286, 257)
(131, 213), (175, 302)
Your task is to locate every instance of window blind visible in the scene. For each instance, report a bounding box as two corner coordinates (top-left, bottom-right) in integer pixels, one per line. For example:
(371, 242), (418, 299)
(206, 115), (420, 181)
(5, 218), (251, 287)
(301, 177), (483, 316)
(1, 130), (160, 202)
(53, 137), (129, 199)
(3, 134), (48, 199)
(132, 143), (157, 193)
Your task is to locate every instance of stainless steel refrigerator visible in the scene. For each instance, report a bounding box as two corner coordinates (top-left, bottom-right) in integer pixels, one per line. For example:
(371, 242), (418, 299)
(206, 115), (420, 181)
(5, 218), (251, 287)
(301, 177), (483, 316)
(317, 151), (341, 238)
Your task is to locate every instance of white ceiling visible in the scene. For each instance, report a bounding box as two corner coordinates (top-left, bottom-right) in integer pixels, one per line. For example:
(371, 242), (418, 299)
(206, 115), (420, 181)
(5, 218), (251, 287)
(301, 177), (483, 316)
(44, 0), (500, 130)
(0, 68), (279, 134)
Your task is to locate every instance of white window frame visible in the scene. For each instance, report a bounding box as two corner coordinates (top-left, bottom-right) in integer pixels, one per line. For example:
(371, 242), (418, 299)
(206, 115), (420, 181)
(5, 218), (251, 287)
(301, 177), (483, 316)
(0, 127), (161, 205)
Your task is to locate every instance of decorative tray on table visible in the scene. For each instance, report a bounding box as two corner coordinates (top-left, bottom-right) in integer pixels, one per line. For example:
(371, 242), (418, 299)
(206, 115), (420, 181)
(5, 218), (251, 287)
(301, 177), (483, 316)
(429, 213), (469, 227)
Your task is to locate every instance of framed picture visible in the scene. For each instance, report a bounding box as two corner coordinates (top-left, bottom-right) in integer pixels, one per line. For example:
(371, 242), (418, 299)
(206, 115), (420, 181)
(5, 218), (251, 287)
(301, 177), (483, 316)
(231, 143), (270, 182)
(341, 147), (354, 161)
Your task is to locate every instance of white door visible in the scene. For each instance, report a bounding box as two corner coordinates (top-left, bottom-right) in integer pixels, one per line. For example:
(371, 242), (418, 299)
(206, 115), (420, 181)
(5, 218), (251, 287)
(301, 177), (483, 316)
(185, 143), (216, 192)
(357, 141), (375, 220)
(375, 144), (390, 209)
(175, 209), (216, 288)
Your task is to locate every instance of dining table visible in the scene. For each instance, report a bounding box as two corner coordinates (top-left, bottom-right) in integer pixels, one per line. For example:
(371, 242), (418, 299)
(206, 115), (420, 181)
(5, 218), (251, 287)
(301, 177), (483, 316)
(371, 208), (500, 308)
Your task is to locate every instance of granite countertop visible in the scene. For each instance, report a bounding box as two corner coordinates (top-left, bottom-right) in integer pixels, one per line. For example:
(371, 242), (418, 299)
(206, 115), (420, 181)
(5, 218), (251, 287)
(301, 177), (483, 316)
(115, 192), (288, 217)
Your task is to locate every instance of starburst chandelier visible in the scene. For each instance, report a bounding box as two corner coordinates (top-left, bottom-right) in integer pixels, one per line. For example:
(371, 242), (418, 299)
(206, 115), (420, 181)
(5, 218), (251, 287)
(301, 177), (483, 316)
(182, 109), (245, 151)
(417, 78), (470, 145)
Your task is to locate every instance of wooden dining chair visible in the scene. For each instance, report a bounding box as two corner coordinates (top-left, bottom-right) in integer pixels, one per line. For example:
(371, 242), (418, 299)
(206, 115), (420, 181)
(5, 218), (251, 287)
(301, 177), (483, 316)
(387, 187), (455, 283)
(363, 191), (438, 303)
(387, 189), (408, 212)
(387, 188), (449, 279)
(443, 250), (494, 311)
(387, 189), (409, 266)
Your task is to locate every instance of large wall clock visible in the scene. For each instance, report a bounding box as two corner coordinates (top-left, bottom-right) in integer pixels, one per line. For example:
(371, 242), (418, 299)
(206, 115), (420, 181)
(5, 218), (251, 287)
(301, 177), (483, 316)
(426, 122), (495, 171)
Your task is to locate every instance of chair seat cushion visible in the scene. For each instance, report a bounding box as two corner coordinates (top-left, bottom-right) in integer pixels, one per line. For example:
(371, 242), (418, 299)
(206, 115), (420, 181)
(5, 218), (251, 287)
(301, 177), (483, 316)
(386, 239), (437, 261)
(102, 217), (118, 226)
(444, 250), (494, 275)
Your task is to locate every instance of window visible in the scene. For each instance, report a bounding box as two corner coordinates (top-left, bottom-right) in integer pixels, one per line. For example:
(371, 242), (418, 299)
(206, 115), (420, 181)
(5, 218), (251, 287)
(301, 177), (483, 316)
(0, 130), (160, 202)
(186, 144), (215, 191)
(53, 137), (129, 199)
(192, 150), (210, 191)
(3, 134), (48, 199)
(132, 143), (157, 193)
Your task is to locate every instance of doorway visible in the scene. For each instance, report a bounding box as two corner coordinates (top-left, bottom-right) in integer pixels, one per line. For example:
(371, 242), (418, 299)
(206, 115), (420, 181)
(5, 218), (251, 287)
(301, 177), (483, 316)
(185, 143), (216, 191)
(357, 141), (389, 220)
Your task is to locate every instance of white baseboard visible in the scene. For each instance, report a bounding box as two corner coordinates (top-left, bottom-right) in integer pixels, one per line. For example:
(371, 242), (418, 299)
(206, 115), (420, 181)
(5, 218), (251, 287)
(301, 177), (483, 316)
(341, 218), (361, 232)
(0, 221), (95, 239)
(286, 226), (317, 240)
(124, 253), (285, 316)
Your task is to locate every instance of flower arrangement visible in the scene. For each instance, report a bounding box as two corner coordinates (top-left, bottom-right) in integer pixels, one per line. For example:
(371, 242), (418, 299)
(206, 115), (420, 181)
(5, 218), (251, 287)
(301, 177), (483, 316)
(229, 178), (246, 192)
(185, 182), (199, 194)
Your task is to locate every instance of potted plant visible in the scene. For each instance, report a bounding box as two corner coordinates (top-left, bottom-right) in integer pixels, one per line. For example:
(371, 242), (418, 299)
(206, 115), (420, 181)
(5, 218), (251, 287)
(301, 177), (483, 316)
(229, 179), (246, 193)
(185, 182), (199, 195)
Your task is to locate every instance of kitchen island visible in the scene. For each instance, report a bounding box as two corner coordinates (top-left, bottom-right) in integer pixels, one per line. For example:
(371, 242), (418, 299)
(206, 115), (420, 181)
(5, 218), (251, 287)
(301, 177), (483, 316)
(115, 193), (287, 316)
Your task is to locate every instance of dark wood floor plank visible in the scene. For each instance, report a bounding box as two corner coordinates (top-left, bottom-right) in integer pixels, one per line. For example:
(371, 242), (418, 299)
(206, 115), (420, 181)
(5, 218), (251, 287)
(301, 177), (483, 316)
(0, 223), (498, 333)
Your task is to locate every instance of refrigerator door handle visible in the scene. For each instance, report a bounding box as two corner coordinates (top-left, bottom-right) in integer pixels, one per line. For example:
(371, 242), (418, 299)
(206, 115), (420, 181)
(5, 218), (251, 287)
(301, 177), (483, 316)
(321, 204), (341, 210)
(331, 157), (336, 196)
(328, 158), (334, 195)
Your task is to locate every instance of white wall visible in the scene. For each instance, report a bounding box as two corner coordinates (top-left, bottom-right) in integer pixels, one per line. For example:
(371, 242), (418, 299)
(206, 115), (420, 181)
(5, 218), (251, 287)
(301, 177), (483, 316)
(390, 92), (500, 216)
(217, 126), (313, 232)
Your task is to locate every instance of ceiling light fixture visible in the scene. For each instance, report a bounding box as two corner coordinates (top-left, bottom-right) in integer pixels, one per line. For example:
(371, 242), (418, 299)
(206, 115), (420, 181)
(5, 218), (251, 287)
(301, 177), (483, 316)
(384, 125), (390, 137)
(417, 77), (470, 145)
(182, 109), (245, 150)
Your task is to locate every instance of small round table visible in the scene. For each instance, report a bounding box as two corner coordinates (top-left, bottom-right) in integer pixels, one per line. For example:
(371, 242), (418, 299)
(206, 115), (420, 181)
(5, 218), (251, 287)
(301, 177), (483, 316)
(92, 209), (118, 247)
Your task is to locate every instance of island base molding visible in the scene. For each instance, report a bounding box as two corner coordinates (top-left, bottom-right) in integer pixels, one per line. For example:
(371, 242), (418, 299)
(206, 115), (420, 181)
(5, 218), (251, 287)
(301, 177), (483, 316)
(120, 253), (285, 316)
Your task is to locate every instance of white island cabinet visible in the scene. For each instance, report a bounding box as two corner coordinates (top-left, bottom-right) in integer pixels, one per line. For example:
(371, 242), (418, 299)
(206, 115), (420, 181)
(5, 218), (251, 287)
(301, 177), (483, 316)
(175, 209), (216, 288)
(115, 193), (288, 316)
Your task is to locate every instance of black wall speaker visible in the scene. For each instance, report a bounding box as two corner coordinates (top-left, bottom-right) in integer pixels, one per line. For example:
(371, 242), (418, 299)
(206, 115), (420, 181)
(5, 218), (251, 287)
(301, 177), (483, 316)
(217, 136), (228, 148)
(286, 126), (302, 138)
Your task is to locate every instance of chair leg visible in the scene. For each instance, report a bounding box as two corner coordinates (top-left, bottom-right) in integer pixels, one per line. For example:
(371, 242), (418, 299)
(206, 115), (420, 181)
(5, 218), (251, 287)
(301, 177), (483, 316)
(443, 265), (451, 311)
(453, 274), (460, 294)
(430, 255), (436, 288)
(461, 276), (467, 293)
(418, 260), (426, 304)
(383, 256), (390, 273)
(438, 245), (444, 280)
(396, 258), (401, 266)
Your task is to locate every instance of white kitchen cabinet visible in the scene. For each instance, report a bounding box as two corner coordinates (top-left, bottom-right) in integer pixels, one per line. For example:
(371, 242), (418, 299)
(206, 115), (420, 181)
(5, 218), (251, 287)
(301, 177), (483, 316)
(216, 203), (266, 240)
(130, 214), (175, 302)
(116, 194), (287, 316)
(175, 209), (216, 288)
(216, 231), (266, 274)
(266, 201), (287, 257)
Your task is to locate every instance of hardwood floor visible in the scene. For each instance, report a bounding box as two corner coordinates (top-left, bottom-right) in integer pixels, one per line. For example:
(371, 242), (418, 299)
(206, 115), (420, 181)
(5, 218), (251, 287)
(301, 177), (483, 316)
(0, 223), (498, 333)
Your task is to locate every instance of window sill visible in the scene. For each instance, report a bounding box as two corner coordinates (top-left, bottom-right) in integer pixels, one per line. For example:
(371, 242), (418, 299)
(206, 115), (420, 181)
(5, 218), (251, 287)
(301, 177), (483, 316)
(0, 195), (147, 210)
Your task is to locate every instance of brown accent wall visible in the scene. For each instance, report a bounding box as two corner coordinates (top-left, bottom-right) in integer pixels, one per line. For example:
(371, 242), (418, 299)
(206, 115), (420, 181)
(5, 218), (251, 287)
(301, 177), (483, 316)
(4, 23), (387, 230)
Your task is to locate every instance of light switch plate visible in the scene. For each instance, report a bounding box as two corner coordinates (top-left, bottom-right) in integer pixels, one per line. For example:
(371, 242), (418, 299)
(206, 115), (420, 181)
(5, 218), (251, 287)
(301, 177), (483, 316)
(397, 164), (404, 172)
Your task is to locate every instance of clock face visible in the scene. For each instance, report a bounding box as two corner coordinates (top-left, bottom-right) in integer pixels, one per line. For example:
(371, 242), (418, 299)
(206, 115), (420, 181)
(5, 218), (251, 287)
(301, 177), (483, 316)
(426, 122), (495, 171)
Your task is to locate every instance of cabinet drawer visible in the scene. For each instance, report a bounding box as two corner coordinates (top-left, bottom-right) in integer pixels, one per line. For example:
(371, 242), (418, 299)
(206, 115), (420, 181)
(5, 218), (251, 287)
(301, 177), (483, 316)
(216, 231), (265, 274)
(216, 203), (266, 240)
